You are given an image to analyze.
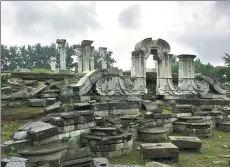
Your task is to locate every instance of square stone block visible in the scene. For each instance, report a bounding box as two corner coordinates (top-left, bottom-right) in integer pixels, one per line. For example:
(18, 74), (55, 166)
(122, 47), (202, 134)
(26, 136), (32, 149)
(140, 143), (179, 161)
(169, 136), (202, 150)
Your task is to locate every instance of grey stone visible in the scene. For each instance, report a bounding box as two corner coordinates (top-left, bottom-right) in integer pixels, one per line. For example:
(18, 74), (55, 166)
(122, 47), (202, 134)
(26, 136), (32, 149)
(46, 98), (56, 106)
(169, 136), (202, 150)
(138, 127), (168, 143)
(21, 121), (59, 141)
(28, 99), (46, 107)
(212, 161), (224, 165)
(140, 143), (179, 161)
(145, 162), (174, 167)
(19, 143), (68, 163)
(2, 140), (30, 154)
(44, 101), (62, 114)
(12, 131), (28, 140)
(93, 158), (110, 167)
(1, 156), (28, 167)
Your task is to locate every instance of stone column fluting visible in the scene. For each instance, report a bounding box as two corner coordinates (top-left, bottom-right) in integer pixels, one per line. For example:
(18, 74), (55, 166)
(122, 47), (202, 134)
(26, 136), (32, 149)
(50, 56), (57, 71)
(56, 39), (67, 70)
(73, 44), (83, 73)
(177, 54), (198, 95)
(154, 52), (176, 95)
(82, 40), (94, 73)
(99, 47), (108, 69)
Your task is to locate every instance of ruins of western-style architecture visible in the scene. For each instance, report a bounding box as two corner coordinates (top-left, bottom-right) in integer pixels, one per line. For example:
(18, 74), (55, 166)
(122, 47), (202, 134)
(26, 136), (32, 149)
(1, 37), (230, 167)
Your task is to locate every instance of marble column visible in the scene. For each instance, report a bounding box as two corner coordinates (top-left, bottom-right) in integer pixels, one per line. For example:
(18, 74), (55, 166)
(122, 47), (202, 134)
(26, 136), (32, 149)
(154, 52), (176, 95)
(177, 54), (198, 94)
(82, 40), (94, 73)
(56, 39), (67, 70)
(50, 56), (56, 70)
(99, 47), (107, 69)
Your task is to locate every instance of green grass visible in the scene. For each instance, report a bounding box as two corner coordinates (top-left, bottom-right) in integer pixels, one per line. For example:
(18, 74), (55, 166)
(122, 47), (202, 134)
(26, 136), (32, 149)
(109, 129), (230, 167)
(1, 107), (44, 141)
(31, 68), (56, 73)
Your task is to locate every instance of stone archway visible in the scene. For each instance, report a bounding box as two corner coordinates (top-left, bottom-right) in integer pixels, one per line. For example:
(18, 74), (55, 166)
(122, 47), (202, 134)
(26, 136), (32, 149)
(131, 38), (177, 95)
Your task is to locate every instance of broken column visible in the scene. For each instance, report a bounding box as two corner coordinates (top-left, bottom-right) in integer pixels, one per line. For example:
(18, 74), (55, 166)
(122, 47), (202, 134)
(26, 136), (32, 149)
(99, 47), (108, 69)
(50, 56), (57, 71)
(177, 54), (198, 95)
(74, 40), (94, 73)
(56, 39), (67, 70)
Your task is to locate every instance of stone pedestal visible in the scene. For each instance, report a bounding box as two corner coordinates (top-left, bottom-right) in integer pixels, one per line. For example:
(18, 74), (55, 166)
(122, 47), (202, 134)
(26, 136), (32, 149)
(56, 39), (67, 71)
(140, 143), (179, 161)
(177, 54), (198, 95)
(169, 136), (202, 151)
(138, 127), (168, 143)
(216, 120), (230, 132)
(50, 56), (56, 71)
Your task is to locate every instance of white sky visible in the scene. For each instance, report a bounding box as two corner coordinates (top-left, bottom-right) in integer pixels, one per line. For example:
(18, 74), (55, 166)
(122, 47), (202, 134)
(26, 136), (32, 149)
(1, 1), (230, 70)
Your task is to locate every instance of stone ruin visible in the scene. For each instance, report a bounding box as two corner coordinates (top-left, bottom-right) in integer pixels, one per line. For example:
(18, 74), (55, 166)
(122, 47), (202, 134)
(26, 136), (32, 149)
(2, 37), (230, 167)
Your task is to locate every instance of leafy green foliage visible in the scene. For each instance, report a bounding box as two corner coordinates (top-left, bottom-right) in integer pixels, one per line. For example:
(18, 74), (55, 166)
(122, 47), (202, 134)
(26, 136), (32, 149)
(223, 53), (230, 67)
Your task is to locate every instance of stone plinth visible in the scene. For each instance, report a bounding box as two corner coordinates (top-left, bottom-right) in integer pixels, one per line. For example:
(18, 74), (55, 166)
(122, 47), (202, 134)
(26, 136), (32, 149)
(138, 127), (168, 143)
(216, 120), (230, 131)
(19, 143), (68, 164)
(82, 131), (133, 158)
(173, 116), (212, 138)
(177, 54), (198, 95)
(1, 156), (28, 167)
(169, 136), (202, 151)
(140, 143), (179, 161)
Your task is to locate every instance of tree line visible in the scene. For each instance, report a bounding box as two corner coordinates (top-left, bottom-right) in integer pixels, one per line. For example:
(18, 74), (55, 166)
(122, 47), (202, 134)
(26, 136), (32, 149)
(1, 43), (116, 71)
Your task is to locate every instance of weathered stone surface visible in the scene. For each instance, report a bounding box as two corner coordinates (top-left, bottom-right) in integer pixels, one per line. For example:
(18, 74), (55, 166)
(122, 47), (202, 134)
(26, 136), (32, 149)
(93, 158), (110, 167)
(145, 162), (174, 167)
(1, 140), (30, 154)
(1, 156), (28, 167)
(45, 98), (56, 106)
(44, 101), (62, 114)
(12, 131), (28, 140)
(28, 99), (46, 107)
(75, 122), (96, 130)
(140, 143), (179, 161)
(90, 127), (121, 136)
(216, 120), (230, 131)
(169, 136), (202, 150)
(20, 121), (59, 141)
(63, 156), (93, 167)
(19, 143), (68, 163)
(63, 146), (91, 161)
(58, 125), (75, 133)
(138, 127), (168, 142)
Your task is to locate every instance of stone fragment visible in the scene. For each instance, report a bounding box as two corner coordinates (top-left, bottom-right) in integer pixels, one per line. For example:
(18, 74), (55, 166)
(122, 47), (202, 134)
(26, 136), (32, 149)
(28, 99), (46, 107)
(169, 136), (201, 150)
(19, 143), (68, 163)
(93, 158), (110, 167)
(140, 143), (179, 161)
(44, 101), (62, 114)
(145, 162), (174, 167)
(1, 156), (28, 167)
(212, 161), (224, 165)
(21, 121), (59, 141)
(12, 131), (28, 140)
(45, 98), (56, 106)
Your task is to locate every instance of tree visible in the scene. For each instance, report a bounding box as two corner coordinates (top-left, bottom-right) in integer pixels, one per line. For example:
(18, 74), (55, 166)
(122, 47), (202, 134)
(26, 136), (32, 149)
(92, 49), (116, 70)
(223, 53), (230, 67)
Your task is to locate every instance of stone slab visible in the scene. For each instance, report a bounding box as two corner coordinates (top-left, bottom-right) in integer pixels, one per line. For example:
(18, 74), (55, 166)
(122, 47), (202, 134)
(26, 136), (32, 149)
(140, 143), (179, 161)
(169, 136), (202, 150)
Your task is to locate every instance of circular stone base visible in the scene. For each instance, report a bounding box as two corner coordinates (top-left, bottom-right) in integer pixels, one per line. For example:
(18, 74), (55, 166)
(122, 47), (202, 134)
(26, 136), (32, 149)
(138, 127), (168, 143)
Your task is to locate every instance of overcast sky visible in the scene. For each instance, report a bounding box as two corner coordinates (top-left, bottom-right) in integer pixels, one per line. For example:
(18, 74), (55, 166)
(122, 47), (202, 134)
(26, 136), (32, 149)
(1, 1), (230, 70)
